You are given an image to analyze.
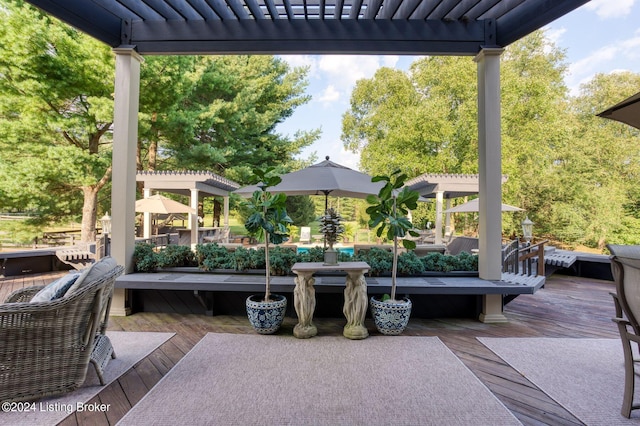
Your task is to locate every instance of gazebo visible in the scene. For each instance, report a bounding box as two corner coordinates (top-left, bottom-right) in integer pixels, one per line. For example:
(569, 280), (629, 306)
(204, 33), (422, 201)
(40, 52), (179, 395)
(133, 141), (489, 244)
(23, 0), (591, 321)
(406, 173), (508, 244)
(136, 171), (240, 244)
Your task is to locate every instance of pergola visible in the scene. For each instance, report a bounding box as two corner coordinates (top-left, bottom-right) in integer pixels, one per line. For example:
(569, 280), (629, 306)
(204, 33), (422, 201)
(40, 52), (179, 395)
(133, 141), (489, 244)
(136, 171), (240, 243)
(24, 0), (590, 321)
(406, 173), (508, 244)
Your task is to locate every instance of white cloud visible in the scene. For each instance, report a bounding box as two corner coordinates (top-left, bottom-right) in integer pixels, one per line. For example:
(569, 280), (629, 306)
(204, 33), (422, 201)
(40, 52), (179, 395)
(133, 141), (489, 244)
(545, 27), (567, 46)
(279, 55), (319, 78)
(566, 32), (639, 95)
(584, 0), (635, 19)
(318, 85), (340, 105)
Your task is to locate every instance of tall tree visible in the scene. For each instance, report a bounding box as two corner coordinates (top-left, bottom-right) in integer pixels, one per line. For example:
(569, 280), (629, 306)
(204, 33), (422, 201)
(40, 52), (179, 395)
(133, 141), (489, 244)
(0, 1), (317, 242)
(141, 55), (315, 184)
(343, 32), (571, 243)
(562, 72), (640, 249)
(0, 0), (115, 241)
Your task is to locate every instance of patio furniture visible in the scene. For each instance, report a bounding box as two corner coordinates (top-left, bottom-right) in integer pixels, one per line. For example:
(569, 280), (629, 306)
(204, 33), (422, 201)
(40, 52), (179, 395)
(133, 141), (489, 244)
(607, 244), (640, 418)
(0, 258), (123, 403)
(291, 261), (370, 340)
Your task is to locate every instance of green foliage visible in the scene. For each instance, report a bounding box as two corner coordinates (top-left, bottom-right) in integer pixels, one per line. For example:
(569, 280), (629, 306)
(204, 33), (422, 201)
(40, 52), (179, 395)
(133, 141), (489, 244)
(355, 247), (393, 276)
(243, 167), (292, 245)
(269, 246), (297, 276)
(319, 208), (345, 248)
(296, 246), (325, 262)
(397, 251), (425, 276)
(366, 170), (419, 250)
(285, 195), (317, 226)
(421, 252), (478, 273)
(196, 243), (235, 271)
(0, 1), (115, 240)
(233, 247), (266, 271)
(342, 30), (640, 251)
(156, 244), (197, 268)
(133, 243), (158, 272)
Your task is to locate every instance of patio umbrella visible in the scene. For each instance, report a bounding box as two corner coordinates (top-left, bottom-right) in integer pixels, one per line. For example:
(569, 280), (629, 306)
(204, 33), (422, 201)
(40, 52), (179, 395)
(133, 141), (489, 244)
(597, 90), (640, 130)
(444, 198), (523, 213)
(234, 156), (385, 210)
(135, 194), (196, 214)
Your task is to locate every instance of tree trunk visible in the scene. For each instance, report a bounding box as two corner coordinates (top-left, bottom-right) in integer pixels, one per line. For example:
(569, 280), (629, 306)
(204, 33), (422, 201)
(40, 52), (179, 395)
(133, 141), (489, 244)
(80, 167), (112, 242)
(80, 186), (99, 242)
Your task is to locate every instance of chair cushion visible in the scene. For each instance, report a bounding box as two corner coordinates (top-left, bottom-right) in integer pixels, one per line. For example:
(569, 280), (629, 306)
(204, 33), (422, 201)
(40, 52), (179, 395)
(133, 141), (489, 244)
(64, 256), (118, 297)
(30, 272), (81, 303)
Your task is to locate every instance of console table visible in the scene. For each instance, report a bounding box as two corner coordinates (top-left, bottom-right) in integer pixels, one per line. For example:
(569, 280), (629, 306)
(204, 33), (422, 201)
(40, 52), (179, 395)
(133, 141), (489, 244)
(290, 261), (370, 340)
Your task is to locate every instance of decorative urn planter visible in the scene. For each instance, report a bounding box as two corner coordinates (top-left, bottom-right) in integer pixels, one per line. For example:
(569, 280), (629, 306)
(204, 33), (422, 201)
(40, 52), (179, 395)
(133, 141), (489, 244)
(246, 294), (287, 335)
(323, 248), (339, 266)
(369, 296), (412, 335)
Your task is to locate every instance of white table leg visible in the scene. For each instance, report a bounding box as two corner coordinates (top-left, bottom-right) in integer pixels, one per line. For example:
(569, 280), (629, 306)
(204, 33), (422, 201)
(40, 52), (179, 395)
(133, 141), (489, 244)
(343, 269), (369, 340)
(293, 270), (318, 338)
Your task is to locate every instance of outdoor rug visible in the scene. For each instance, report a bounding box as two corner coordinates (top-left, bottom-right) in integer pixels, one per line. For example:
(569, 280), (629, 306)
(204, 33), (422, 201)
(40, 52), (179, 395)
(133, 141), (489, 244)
(118, 333), (520, 426)
(0, 331), (174, 426)
(478, 337), (640, 425)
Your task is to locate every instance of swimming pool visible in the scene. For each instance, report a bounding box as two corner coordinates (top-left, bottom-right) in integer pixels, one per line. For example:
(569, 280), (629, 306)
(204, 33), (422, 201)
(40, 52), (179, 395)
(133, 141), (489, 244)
(296, 247), (354, 256)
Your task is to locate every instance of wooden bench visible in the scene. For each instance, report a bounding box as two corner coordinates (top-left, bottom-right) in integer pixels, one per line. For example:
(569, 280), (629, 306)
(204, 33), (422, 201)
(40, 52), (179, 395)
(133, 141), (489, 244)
(116, 271), (544, 317)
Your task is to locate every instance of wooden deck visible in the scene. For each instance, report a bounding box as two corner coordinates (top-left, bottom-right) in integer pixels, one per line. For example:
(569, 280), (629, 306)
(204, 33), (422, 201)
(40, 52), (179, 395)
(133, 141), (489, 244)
(1, 272), (619, 425)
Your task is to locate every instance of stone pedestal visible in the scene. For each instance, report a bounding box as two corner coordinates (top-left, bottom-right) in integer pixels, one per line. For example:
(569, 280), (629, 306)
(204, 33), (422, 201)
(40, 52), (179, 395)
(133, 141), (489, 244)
(291, 262), (370, 340)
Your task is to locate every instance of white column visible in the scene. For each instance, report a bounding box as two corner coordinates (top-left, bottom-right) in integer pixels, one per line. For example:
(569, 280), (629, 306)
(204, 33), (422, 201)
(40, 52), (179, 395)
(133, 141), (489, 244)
(434, 191), (444, 244)
(476, 47), (506, 323)
(223, 196), (230, 227)
(190, 188), (199, 245)
(444, 199), (452, 237)
(143, 188), (152, 239)
(110, 47), (143, 316)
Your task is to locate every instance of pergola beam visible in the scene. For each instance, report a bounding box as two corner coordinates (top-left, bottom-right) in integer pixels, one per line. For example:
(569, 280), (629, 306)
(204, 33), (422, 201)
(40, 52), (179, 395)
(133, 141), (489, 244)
(130, 19), (491, 55)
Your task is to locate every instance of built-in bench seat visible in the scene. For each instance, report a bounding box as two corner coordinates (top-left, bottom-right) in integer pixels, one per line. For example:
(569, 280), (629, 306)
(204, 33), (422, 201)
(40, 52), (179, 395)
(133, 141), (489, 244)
(116, 271), (543, 296)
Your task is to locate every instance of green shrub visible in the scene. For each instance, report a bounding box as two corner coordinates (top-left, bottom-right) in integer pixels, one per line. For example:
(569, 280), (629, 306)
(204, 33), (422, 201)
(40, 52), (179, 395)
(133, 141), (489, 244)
(456, 251), (479, 271)
(338, 251), (354, 262)
(196, 243), (235, 271)
(234, 247), (266, 271)
(133, 243), (157, 272)
(355, 247), (393, 276)
(296, 246), (324, 262)
(421, 252), (478, 272)
(157, 244), (197, 268)
(269, 246), (297, 276)
(397, 251), (425, 275)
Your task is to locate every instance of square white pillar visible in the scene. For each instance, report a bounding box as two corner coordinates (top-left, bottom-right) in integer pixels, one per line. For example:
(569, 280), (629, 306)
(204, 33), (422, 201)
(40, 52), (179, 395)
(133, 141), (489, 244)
(111, 47), (143, 316)
(475, 48), (504, 281)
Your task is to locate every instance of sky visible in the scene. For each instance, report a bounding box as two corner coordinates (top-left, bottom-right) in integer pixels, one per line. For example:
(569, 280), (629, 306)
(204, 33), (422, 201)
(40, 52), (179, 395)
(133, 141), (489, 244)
(276, 0), (640, 171)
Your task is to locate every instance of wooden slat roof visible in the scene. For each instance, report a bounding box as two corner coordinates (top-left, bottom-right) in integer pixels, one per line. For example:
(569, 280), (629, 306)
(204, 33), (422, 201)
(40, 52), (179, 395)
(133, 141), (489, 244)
(24, 0), (589, 55)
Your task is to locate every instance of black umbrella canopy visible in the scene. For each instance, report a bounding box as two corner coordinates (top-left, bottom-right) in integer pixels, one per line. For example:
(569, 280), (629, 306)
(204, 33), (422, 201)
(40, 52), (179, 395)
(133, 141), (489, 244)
(235, 157), (385, 204)
(597, 91), (640, 130)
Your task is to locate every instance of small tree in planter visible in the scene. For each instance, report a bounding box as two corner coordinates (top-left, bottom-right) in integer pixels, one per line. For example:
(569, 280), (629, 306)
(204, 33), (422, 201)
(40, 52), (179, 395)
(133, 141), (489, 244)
(243, 167), (293, 334)
(319, 207), (345, 265)
(366, 169), (419, 335)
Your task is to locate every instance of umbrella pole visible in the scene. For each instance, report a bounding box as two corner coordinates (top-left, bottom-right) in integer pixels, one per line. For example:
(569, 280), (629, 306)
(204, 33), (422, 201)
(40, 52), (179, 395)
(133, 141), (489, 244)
(324, 192), (329, 251)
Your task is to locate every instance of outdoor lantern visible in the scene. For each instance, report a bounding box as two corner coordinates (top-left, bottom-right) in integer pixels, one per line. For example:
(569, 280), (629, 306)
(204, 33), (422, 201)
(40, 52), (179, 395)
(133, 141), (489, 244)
(100, 212), (112, 235)
(521, 216), (534, 243)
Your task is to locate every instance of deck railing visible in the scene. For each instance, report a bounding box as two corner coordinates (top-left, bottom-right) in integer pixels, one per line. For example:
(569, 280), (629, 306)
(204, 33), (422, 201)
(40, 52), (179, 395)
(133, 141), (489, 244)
(502, 239), (547, 276)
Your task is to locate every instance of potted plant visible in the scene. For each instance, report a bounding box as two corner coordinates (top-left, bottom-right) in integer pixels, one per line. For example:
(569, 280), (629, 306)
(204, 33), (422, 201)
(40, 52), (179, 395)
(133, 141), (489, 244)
(366, 169), (419, 335)
(243, 167), (293, 334)
(319, 207), (345, 265)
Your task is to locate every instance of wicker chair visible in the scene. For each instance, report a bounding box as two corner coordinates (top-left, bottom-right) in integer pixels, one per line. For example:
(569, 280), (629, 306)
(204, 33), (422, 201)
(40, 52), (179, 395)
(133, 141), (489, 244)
(608, 244), (640, 418)
(0, 263), (124, 403)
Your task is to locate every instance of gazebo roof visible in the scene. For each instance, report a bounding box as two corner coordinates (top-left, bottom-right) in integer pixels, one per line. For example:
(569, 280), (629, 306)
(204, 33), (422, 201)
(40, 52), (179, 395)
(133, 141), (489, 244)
(136, 170), (240, 198)
(406, 173), (508, 199)
(24, 0), (589, 55)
